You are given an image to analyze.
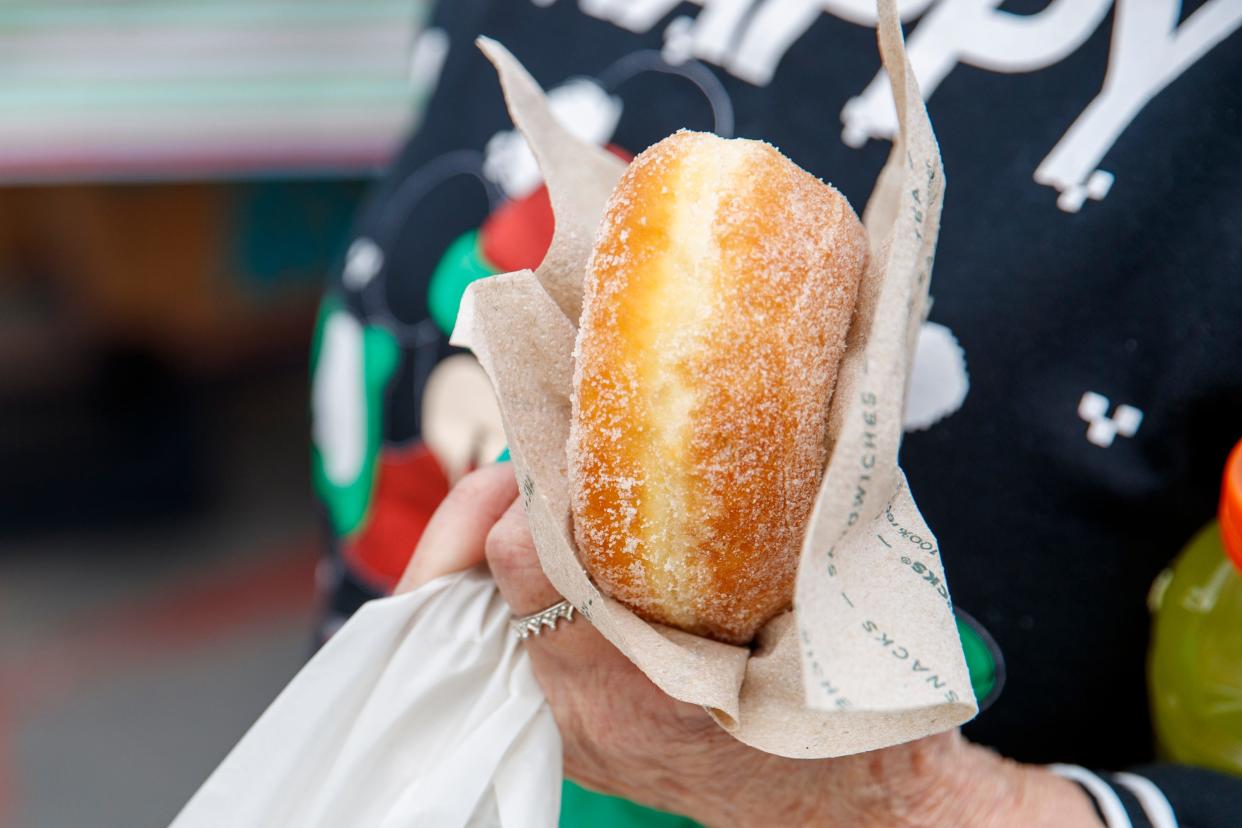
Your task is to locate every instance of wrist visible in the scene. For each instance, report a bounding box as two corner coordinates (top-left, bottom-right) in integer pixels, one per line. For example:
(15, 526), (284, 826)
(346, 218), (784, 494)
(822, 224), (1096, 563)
(849, 730), (991, 828)
(681, 731), (975, 828)
(874, 735), (1102, 828)
(669, 729), (1103, 828)
(843, 732), (1102, 828)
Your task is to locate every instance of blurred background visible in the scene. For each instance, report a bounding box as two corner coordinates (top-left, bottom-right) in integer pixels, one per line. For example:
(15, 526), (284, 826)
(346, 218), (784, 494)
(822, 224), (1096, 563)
(0, 2), (434, 825)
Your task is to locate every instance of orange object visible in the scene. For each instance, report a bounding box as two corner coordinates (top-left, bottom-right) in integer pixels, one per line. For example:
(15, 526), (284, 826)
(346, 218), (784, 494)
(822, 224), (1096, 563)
(1221, 439), (1242, 571)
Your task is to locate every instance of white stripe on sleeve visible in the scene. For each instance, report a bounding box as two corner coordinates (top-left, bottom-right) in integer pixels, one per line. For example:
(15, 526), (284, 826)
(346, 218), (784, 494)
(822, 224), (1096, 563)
(1048, 764), (1133, 828)
(1114, 772), (1178, 828)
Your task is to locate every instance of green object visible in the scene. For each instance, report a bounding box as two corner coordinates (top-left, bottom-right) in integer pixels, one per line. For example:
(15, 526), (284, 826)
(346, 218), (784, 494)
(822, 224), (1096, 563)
(495, 447), (511, 463)
(427, 229), (499, 336)
(1148, 520), (1242, 775)
(560, 780), (699, 828)
(309, 296), (400, 537)
(955, 613), (998, 705)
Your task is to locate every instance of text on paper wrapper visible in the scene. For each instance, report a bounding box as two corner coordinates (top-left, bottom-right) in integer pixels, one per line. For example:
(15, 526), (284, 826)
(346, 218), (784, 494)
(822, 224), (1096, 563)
(802, 627), (853, 710)
(861, 620), (961, 704)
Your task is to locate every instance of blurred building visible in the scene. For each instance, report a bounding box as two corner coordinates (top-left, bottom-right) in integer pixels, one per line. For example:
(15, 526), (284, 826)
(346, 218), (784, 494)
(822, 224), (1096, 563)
(0, 2), (433, 826)
(0, 0), (436, 531)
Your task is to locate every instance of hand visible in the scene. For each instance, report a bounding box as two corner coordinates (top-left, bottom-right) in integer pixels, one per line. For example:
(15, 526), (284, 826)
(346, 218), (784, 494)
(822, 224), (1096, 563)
(401, 465), (1102, 827)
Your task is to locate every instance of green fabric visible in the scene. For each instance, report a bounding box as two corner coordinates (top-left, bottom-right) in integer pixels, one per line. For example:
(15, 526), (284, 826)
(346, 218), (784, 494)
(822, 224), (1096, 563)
(427, 229), (499, 336)
(956, 614), (997, 703)
(560, 780), (699, 828)
(309, 296), (400, 537)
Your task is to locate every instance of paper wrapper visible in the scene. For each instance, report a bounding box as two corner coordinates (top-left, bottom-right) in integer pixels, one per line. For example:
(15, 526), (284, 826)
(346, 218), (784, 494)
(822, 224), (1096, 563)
(456, 0), (976, 759)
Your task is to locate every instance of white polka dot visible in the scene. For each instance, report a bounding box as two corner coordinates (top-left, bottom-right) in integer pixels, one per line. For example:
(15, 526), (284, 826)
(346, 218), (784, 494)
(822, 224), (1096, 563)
(312, 310), (367, 485)
(904, 321), (969, 431)
(343, 238), (383, 290)
(408, 27), (449, 91)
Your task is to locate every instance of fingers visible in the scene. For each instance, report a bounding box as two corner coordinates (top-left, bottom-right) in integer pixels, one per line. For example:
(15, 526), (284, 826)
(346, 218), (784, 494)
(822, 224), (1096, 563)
(396, 462), (518, 593)
(485, 497), (564, 615)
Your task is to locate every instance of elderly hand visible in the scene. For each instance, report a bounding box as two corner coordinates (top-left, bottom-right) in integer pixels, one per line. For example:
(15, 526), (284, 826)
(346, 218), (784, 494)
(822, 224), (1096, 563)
(400, 464), (1101, 827)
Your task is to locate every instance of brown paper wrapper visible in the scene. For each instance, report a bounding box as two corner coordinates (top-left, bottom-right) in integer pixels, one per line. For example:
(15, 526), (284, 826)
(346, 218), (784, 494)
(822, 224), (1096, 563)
(455, 0), (976, 758)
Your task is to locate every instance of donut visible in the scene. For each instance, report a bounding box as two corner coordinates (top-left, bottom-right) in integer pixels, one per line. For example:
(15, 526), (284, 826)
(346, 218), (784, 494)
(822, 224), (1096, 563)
(569, 131), (867, 645)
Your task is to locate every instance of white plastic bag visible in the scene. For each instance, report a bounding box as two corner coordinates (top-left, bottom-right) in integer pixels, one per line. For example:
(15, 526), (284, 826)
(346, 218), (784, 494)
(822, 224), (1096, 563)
(170, 568), (561, 828)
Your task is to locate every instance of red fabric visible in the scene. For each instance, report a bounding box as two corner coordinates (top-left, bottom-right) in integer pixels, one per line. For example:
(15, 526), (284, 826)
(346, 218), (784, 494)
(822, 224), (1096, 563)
(480, 185), (555, 273)
(343, 442), (451, 591)
(480, 144), (633, 273)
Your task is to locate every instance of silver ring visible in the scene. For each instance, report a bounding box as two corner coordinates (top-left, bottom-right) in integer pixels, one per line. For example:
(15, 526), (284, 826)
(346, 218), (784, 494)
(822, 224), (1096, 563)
(511, 600), (576, 640)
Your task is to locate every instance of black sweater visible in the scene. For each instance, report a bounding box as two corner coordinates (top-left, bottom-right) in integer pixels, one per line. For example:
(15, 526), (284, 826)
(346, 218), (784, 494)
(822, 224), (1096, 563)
(313, 2), (1242, 824)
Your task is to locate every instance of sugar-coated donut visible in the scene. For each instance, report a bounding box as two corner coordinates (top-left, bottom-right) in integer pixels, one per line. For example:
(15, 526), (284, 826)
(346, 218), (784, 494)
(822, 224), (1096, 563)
(569, 131), (867, 645)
